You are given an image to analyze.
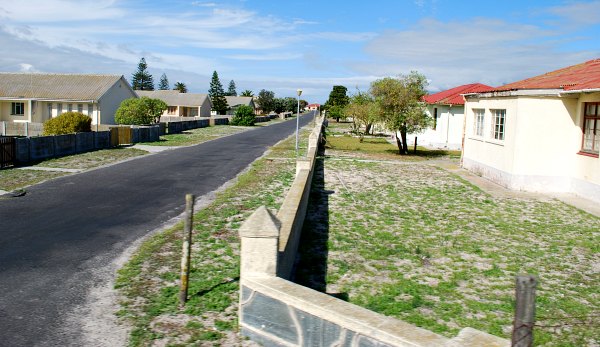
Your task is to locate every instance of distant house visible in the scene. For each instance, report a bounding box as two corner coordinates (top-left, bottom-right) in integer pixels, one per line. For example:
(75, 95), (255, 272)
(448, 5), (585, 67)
(225, 96), (256, 115)
(307, 103), (320, 111)
(408, 83), (493, 150)
(0, 73), (136, 126)
(463, 59), (600, 203)
(136, 90), (212, 118)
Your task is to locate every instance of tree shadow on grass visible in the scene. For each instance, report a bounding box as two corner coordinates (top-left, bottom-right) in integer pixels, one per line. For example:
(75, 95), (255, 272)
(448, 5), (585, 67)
(383, 148), (460, 158)
(293, 150), (348, 301)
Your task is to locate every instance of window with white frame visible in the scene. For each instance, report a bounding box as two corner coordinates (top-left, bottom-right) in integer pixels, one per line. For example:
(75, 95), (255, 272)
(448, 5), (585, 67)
(583, 102), (599, 154)
(473, 109), (485, 136)
(57, 104), (63, 114)
(78, 104), (83, 113)
(491, 109), (506, 140)
(68, 104), (73, 112)
(47, 103), (53, 117)
(11, 102), (24, 115)
(167, 106), (177, 115)
(88, 104), (93, 116)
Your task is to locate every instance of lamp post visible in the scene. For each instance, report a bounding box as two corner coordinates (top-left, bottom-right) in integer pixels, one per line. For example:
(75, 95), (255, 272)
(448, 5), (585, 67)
(296, 88), (302, 154)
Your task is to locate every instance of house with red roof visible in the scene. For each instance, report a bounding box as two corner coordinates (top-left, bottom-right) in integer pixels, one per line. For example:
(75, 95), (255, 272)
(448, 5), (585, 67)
(462, 59), (600, 203)
(410, 83), (493, 149)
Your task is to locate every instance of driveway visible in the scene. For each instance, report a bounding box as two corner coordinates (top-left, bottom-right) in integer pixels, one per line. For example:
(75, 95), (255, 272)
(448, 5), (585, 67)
(0, 112), (315, 346)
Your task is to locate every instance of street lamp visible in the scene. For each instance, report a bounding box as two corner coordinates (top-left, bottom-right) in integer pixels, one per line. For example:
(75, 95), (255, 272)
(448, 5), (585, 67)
(295, 88), (302, 154)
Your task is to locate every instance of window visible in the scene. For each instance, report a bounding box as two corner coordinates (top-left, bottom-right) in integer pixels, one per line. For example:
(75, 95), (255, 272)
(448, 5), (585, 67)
(47, 103), (53, 117)
(491, 109), (506, 140)
(167, 106), (177, 115)
(78, 104), (83, 113)
(473, 109), (485, 136)
(433, 107), (438, 130)
(88, 104), (93, 116)
(582, 102), (599, 154)
(68, 104), (73, 112)
(57, 104), (63, 114)
(11, 102), (24, 115)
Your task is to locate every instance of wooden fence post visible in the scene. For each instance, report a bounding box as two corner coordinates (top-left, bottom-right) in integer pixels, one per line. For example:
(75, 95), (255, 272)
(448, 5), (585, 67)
(512, 275), (537, 347)
(179, 194), (195, 306)
(413, 136), (418, 154)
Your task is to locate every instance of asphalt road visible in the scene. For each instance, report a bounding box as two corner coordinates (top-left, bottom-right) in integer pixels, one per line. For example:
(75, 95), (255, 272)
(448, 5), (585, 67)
(0, 112), (314, 346)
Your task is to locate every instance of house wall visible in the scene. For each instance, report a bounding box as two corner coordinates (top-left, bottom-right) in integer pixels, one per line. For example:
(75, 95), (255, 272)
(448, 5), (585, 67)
(0, 101), (31, 122)
(98, 77), (137, 125)
(463, 93), (600, 203)
(199, 97), (212, 117)
(408, 104), (465, 149)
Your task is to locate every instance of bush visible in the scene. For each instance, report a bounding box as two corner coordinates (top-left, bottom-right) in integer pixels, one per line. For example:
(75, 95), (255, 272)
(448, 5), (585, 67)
(229, 105), (255, 126)
(43, 112), (92, 135)
(115, 97), (168, 125)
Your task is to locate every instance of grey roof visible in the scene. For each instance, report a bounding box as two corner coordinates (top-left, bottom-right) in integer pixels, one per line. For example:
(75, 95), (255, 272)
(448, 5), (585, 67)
(225, 96), (254, 108)
(136, 90), (211, 107)
(0, 73), (126, 101)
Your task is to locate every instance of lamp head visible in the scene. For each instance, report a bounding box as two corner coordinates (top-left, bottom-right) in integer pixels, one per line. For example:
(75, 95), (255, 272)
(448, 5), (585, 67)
(296, 89), (302, 96)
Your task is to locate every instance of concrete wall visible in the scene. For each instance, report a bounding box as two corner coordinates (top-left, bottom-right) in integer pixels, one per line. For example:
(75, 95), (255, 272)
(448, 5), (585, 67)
(463, 92), (600, 203)
(15, 131), (112, 164)
(238, 117), (508, 346)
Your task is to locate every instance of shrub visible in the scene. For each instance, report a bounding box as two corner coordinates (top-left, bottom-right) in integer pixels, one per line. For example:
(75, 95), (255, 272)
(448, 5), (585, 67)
(43, 112), (92, 135)
(115, 97), (167, 125)
(229, 105), (255, 126)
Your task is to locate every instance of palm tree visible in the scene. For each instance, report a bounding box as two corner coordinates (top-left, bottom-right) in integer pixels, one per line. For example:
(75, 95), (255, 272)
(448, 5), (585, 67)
(240, 90), (254, 97)
(173, 82), (187, 93)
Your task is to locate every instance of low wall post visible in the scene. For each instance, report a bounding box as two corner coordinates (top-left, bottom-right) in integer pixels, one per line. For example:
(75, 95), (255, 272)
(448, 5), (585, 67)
(179, 194), (195, 306)
(512, 275), (537, 347)
(239, 206), (280, 278)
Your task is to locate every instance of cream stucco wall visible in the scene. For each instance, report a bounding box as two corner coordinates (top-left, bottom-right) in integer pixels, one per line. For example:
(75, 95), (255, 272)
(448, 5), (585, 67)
(463, 92), (600, 203)
(408, 104), (465, 149)
(97, 77), (137, 125)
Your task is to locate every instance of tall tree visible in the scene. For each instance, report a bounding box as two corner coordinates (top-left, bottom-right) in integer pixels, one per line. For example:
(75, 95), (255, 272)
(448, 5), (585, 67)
(370, 71), (431, 154)
(325, 85), (349, 121)
(208, 71), (228, 115)
(173, 81), (187, 93)
(345, 89), (379, 138)
(227, 80), (237, 96)
(256, 89), (275, 113)
(240, 90), (254, 97)
(131, 57), (154, 91)
(158, 73), (169, 90)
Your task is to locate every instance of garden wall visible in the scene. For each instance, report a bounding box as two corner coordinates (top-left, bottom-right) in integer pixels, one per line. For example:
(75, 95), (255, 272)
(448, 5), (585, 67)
(237, 117), (509, 347)
(15, 131), (112, 163)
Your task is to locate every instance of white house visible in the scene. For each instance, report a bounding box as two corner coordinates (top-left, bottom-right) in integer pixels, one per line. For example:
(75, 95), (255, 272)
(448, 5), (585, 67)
(136, 90), (213, 118)
(0, 73), (136, 126)
(225, 96), (256, 115)
(409, 83), (493, 150)
(462, 59), (600, 203)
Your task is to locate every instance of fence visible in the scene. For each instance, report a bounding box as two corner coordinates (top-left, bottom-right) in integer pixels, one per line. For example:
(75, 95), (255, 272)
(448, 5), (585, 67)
(109, 125), (160, 146)
(0, 121), (44, 137)
(0, 136), (16, 168)
(237, 117), (510, 347)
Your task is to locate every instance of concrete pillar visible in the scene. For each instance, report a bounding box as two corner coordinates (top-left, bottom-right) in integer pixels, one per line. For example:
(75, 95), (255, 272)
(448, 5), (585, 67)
(239, 206), (281, 278)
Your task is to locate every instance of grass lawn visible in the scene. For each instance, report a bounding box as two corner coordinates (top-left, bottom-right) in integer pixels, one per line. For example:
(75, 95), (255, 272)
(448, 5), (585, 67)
(114, 128), (312, 346)
(146, 125), (252, 147)
(295, 147), (599, 346)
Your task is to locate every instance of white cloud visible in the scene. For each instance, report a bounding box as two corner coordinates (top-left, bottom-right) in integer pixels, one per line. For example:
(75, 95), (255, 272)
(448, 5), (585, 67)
(547, 1), (600, 26)
(360, 17), (597, 90)
(225, 53), (302, 61)
(19, 63), (36, 72)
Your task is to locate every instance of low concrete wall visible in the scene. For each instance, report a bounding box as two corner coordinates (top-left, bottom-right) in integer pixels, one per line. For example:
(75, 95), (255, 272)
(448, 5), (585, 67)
(210, 116), (230, 126)
(164, 119), (211, 134)
(238, 117), (510, 347)
(255, 115), (270, 123)
(15, 131), (112, 164)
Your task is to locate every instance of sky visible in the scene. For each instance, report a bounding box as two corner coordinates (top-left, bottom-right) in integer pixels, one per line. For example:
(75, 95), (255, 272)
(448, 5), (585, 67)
(1, 0), (599, 103)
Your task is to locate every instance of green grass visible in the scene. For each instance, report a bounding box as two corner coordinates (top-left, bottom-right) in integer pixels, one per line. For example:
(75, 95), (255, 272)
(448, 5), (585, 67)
(297, 157), (600, 346)
(115, 127), (313, 346)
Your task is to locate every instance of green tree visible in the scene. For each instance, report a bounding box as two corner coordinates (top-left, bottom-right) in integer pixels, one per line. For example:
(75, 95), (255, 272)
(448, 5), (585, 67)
(240, 90), (254, 97)
(324, 85), (349, 121)
(227, 80), (237, 96)
(229, 105), (255, 126)
(299, 100), (308, 110)
(115, 97), (167, 125)
(345, 89), (379, 139)
(43, 112), (91, 135)
(173, 81), (187, 93)
(256, 89), (275, 113)
(209, 71), (228, 115)
(131, 57), (154, 91)
(370, 71), (430, 154)
(158, 73), (169, 90)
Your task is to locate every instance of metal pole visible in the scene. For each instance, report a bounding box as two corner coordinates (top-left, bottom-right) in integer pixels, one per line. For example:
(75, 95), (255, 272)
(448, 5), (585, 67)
(179, 194), (195, 306)
(295, 94), (300, 155)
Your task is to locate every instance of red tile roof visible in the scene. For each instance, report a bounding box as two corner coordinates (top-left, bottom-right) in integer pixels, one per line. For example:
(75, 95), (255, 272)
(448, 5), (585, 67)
(495, 59), (600, 91)
(422, 83), (494, 105)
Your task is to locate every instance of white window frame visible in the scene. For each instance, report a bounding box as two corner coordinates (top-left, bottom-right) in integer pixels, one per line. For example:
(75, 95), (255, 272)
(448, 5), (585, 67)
(491, 109), (506, 141)
(582, 102), (599, 155)
(11, 102), (25, 116)
(473, 108), (485, 137)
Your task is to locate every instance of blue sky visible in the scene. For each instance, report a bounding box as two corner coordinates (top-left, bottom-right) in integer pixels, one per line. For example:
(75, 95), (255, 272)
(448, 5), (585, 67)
(1, 0), (599, 103)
